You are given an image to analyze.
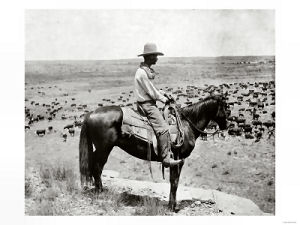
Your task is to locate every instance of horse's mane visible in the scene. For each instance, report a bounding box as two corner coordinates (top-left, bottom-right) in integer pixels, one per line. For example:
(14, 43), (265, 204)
(180, 95), (223, 119)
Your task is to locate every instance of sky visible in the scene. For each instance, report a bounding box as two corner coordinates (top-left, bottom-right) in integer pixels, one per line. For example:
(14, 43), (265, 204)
(25, 9), (275, 60)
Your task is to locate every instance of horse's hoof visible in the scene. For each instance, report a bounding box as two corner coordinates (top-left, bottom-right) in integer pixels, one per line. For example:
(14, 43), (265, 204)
(169, 204), (180, 213)
(172, 206), (180, 213)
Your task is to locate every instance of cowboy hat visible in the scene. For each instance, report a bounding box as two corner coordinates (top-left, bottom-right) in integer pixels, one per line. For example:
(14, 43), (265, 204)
(138, 43), (164, 57)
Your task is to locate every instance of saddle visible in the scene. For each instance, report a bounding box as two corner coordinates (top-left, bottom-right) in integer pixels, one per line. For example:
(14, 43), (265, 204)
(120, 103), (184, 157)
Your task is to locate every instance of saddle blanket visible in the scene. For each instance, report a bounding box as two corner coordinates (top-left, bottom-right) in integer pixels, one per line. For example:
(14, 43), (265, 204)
(120, 107), (179, 146)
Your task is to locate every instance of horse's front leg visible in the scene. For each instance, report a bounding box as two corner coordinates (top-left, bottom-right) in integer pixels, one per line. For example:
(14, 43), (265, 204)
(169, 162), (184, 212)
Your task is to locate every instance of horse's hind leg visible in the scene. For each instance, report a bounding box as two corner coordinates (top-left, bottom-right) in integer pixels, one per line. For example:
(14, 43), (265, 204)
(92, 147), (113, 192)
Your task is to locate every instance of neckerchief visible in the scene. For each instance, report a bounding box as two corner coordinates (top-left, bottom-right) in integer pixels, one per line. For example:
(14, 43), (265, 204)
(140, 62), (159, 80)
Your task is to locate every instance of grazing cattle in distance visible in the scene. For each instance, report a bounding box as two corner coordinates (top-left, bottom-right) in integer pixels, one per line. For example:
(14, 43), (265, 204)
(236, 118), (246, 125)
(271, 111), (275, 120)
(263, 121), (275, 129)
(255, 131), (263, 140)
(74, 121), (83, 127)
(36, 129), (46, 136)
(252, 120), (262, 127)
(253, 113), (260, 120)
(25, 125), (30, 130)
(228, 128), (242, 136)
(37, 115), (44, 120)
(62, 133), (67, 142)
(245, 133), (254, 139)
(64, 124), (74, 130)
(238, 113), (244, 118)
(249, 101), (257, 107)
(68, 128), (75, 136)
(257, 102), (264, 109)
(237, 96), (243, 101)
(48, 126), (53, 132)
(243, 124), (253, 134)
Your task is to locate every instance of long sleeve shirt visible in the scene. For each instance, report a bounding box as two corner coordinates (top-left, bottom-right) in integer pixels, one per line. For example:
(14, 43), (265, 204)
(134, 67), (168, 103)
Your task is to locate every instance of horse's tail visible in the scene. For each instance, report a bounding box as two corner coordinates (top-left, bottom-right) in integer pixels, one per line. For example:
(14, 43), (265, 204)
(79, 116), (93, 185)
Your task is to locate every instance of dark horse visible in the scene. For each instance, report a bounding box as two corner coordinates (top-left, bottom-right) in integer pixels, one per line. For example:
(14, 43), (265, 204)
(79, 95), (228, 211)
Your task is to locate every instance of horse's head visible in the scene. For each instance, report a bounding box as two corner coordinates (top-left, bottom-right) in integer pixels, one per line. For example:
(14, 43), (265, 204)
(211, 94), (229, 130)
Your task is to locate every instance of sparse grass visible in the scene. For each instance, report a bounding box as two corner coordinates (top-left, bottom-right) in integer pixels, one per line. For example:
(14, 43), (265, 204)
(38, 163), (79, 193)
(114, 192), (170, 216)
(133, 197), (171, 216)
(26, 163), (80, 215)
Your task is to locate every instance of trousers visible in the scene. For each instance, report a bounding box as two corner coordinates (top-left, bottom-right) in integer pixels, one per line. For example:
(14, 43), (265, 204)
(137, 101), (169, 136)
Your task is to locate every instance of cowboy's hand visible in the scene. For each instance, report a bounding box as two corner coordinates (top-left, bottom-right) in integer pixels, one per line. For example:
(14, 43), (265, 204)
(165, 95), (176, 105)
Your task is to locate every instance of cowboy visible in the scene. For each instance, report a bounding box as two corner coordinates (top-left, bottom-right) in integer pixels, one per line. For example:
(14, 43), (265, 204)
(134, 43), (184, 167)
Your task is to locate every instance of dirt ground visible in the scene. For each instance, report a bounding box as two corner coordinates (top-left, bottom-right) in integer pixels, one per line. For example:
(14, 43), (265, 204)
(25, 56), (275, 214)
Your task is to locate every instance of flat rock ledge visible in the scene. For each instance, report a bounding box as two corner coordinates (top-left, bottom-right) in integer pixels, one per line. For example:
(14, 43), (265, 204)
(102, 170), (271, 216)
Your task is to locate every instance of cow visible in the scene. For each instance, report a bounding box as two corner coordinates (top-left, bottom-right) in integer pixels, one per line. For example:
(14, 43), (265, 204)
(228, 128), (242, 136)
(36, 129), (46, 137)
(243, 124), (253, 134)
(245, 133), (254, 139)
(252, 120), (262, 127)
(257, 102), (264, 109)
(64, 124), (74, 130)
(263, 121), (275, 129)
(271, 111), (275, 120)
(68, 128), (75, 137)
(62, 133), (67, 142)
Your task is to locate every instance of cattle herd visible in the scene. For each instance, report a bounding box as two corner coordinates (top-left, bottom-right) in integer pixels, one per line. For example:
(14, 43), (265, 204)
(25, 80), (275, 143)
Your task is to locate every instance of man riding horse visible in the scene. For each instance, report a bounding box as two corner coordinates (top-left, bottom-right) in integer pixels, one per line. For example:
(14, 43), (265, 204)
(134, 43), (184, 168)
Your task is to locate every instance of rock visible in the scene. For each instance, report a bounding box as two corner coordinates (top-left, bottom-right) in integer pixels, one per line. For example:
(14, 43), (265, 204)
(102, 176), (266, 215)
(102, 170), (119, 178)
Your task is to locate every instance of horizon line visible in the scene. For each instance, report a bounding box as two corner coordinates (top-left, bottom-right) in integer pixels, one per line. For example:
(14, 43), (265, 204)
(25, 55), (275, 62)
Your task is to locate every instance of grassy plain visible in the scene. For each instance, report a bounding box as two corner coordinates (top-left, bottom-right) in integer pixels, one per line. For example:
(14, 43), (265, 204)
(25, 56), (275, 215)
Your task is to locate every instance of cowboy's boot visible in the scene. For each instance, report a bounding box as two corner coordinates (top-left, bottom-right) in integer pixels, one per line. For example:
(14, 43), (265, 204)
(158, 131), (184, 168)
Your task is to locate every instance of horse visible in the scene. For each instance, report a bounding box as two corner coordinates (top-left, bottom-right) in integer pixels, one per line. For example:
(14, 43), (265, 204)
(79, 95), (228, 211)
